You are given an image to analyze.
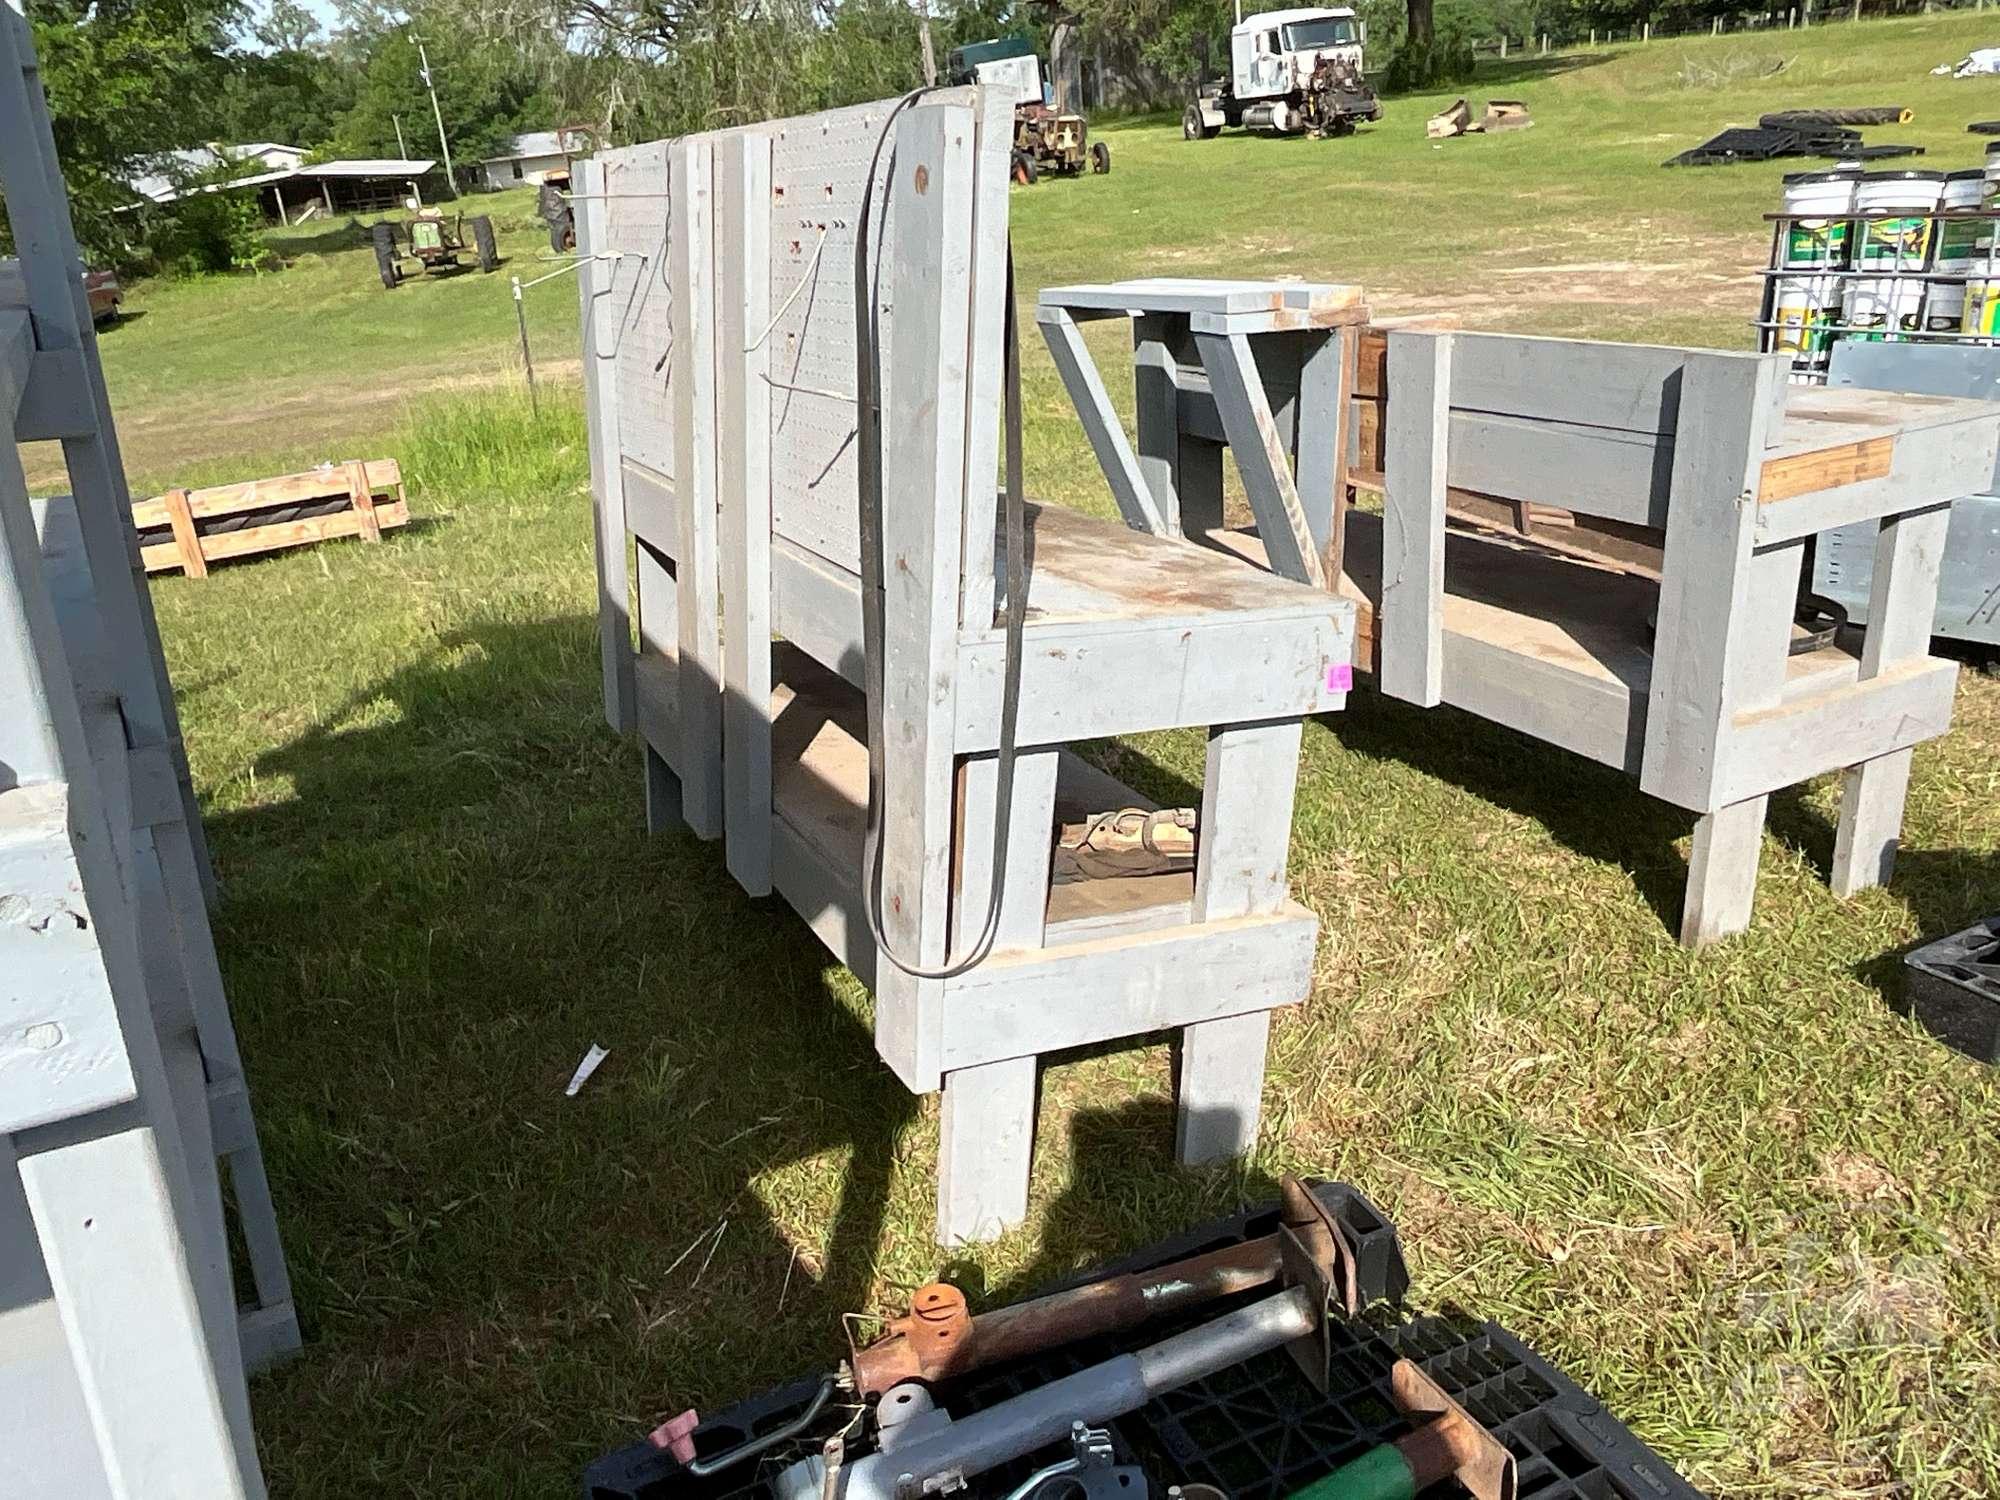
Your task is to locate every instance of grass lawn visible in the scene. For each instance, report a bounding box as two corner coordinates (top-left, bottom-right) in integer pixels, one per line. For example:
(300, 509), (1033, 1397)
(53, 13), (2000, 1497)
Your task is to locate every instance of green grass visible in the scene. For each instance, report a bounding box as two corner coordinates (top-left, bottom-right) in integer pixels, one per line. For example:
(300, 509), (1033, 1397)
(94, 13), (2000, 1497)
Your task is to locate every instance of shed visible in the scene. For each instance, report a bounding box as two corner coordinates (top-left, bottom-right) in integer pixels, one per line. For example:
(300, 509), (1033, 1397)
(480, 129), (591, 190)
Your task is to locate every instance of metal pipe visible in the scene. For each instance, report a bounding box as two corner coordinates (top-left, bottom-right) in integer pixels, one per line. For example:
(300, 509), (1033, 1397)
(853, 1235), (1284, 1397)
(785, 1289), (1317, 1500)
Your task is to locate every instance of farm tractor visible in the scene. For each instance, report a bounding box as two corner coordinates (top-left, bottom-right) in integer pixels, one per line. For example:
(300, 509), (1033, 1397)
(946, 37), (1110, 184)
(1185, 6), (1382, 140)
(371, 208), (500, 289)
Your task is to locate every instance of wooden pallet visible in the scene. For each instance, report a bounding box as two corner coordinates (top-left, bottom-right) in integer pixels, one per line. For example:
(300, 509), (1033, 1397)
(133, 459), (408, 577)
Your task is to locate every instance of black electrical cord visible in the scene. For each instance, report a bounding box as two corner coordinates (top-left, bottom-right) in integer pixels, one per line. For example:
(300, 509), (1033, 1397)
(854, 88), (1029, 981)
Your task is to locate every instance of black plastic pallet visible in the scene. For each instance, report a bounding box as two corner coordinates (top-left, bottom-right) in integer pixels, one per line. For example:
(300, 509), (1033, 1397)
(584, 1184), (1703, 1500)
(1904, 913), (2000, 1063)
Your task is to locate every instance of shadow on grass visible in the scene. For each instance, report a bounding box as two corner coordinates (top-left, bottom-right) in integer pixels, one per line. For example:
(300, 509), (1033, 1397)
(1318, 685), (1695, 933)
(270, 218), (376, 256)
(213, 612), (920, 1485)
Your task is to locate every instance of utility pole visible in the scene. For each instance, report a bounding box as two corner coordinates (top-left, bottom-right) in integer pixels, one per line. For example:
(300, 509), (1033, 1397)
(415, 36), (456, 193)
(392, 114), (407, 159)
(916, 0), (937, 85)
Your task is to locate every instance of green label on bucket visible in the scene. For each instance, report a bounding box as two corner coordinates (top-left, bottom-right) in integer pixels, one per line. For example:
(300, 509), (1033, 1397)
(1858, 217), (1933, 269)
(1785, 219), (1848, 266)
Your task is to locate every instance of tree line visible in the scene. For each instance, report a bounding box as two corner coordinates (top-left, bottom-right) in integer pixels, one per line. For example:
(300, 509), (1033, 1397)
(26, 0), (1777, 270)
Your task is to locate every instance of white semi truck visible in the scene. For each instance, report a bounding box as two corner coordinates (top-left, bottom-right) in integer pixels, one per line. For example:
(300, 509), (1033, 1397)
(1184, 6), (1382, 140)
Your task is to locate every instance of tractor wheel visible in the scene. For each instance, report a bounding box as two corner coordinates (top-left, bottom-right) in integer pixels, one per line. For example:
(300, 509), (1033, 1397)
(550, 216), (576, 253)
(1091, 141), (1112, 174)
(1012, 151), (1039, 186)
(372, 223), (400, 289)
(470, 214), (499, 272)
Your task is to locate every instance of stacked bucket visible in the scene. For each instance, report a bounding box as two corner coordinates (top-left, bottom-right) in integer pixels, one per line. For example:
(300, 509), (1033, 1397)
(1763, 155), (2000, 383)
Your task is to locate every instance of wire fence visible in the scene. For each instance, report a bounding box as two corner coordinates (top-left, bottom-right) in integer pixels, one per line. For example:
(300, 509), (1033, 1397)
(1473, 0), (1999, 57)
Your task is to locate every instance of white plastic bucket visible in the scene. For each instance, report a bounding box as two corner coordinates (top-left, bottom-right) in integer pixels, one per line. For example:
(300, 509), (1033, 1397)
(1774, 275), (1843, 373)
(1854, 169), (1945, 272)
(1966, 276), (2000, 337)
(1929, 171), (1988, 331)
(1844, 274), (1926, 339)
(1780, 170), (1859, 269)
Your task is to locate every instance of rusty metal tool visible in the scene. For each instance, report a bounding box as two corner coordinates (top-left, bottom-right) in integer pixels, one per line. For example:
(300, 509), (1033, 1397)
(1287, 1361), (1514, 1500)
(774, 1179), (1363, 1500)
(851, 1177), (1357, 1399)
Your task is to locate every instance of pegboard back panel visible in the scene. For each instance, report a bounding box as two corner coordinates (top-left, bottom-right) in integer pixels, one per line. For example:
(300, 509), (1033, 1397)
(600, 139), (676, 481)
(762, 90), (982, 575)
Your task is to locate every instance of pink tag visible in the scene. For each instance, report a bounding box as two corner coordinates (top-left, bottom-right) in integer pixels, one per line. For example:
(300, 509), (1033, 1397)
(1325, 663), (1353, 694)
(649, 1409), (700, 1463)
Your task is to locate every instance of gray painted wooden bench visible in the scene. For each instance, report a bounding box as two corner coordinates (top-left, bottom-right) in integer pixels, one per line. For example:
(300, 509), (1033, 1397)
(1039, 279), (2000, 944)
(580, 98), (1357, 1244)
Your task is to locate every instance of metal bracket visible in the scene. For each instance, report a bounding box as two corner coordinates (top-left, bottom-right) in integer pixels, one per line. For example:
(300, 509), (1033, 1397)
(1278, 1175), (1359, 1395)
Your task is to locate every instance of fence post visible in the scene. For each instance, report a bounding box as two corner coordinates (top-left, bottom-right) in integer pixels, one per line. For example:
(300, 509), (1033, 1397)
(1590, 26), (1597, 44)
(1852, 0), (1861, 19)
(1642, 20), (1651, 40)
(1499, 33), (1507, 56)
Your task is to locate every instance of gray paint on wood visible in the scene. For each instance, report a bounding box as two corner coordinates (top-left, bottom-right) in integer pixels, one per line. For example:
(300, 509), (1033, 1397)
(576, 157), (637, 736)
(1380, 330), (1452, 707)
(1195, 330), (1328, 590)
(717, 130), (775, 894)
(1035, 305), (1166, 533)
(669, 138), (724, 840)
(937, 1054), (1037, 1245)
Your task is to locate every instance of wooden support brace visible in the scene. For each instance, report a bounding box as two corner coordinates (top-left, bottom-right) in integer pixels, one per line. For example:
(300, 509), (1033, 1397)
(1176, 717), (1302, 1164)
(343, 460), (382, 542)
(1037, 305), (1168, 534)
(1681, 795), (1769, 946)
(937, 1053), (1038, 1245)
(160, 487), (206, 579)
(1379, 330), (1452, 706)
(1195, 330), (1328, 591)
(1831, 501), (1953, 897)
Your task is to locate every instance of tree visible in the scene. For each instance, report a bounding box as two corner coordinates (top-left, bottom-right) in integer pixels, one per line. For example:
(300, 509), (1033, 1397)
(328, 19), (547, 173)
(253, 0), (321, 50)
(24, 0), (244, 262)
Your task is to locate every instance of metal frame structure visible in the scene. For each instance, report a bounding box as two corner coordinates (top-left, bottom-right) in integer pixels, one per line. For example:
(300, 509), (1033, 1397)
(581, 93), (1358, 1245)
(3, 4), (294, 1492)
(1040, 278), (2000, 945)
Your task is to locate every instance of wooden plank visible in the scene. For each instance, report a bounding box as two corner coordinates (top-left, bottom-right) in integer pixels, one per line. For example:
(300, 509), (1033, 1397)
(1177, 716), (1300, 1165)
(18, 1129), (255, 1500)
(160, 488), (206, 579)
(1757, 436), (1893, 504)
(1379, 330), (1452, 707)
(1829, 502), (1954, 897)
(871, 102), (978, 1091)
(1035, 305), (1169, 534)
(717, 130), (774, 895)
(1754, 414), (1999, 543)
(936, 1054), (1037, 1245)
(1832, 747), (1915, 900)
(669, 137), (723, 839)
(953, 749), (1060, 956)
(132, 461), (405, 527)
(343, 460), (382, 542)
(1681, 795), (1768, 946)
(935, 905), (1317, 1071)
(1291, 329), (1345, 573)
(140, 502), (412, 571)
(1640, 350), (1785, 813)
(1177, 1011), (1272, 1163)
(1715, 656), (1957, 807)
(1132, 313), (1186, 537)
(953, 613), (1350, 751)
(576, 156), (637, 735)
(620, 459), (678, 558)
(957, 85), (1016, 633)
(1041, 278), (1364, 321)
(1195, 329), (1328, 589)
